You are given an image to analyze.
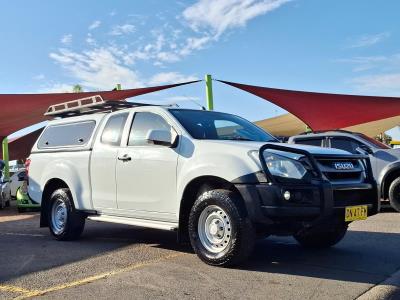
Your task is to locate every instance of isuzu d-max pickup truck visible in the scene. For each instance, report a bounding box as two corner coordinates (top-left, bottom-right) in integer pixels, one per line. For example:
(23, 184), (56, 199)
(27, 97), (379, 266)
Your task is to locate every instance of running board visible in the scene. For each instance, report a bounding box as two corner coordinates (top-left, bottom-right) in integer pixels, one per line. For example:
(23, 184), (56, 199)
(87, 215), (178, 231)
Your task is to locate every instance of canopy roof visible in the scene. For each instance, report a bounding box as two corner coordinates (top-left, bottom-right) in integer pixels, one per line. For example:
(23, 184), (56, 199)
(0, 80), (199, 141)
(256, 113), (400, 137)
(218, 80), (400, 131)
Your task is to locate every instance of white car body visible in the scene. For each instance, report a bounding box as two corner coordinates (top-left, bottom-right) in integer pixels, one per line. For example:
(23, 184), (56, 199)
(29, 106), (349, 225)
(9, 170), (26, 198)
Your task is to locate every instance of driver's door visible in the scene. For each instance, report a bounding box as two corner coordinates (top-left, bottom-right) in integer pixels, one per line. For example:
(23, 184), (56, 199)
(115, 111), (179, 221)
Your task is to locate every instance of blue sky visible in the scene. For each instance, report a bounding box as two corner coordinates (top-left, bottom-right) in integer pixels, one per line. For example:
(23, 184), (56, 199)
(1, 0), (400, 137)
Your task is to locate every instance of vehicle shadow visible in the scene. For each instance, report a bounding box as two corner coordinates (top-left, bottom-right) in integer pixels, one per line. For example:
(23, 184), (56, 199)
(1, 206), (399, 286)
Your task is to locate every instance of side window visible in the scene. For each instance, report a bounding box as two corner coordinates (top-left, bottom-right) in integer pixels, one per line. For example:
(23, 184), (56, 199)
(101, 113), (128, 146)
(330, 138), (360, 154)
(128, 112), (171, 146)
(38, 121), (96, 148)
(294, 138), (323, 147)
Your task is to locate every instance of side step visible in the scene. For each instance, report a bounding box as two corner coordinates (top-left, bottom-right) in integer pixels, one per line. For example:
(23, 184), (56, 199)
(87, 215), (178, 231)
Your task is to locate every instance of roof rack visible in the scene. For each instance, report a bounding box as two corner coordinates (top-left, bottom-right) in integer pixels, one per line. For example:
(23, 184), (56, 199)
(44, 95), (155, 118)
(297, 129), (355, 135)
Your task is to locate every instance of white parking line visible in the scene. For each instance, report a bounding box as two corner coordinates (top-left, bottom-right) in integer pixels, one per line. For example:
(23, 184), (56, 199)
(0, 232), (46, 237)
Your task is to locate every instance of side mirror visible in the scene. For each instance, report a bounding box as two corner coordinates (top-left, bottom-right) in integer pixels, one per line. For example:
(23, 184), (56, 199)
(146, 129), (176, 147)
(357, 144), (373, 155)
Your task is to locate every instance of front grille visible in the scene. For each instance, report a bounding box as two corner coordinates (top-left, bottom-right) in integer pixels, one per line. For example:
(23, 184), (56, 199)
(315, 158), (365, 184)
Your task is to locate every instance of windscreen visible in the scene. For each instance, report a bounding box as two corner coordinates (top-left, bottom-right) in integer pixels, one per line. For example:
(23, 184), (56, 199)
(169, 109), (277, 142)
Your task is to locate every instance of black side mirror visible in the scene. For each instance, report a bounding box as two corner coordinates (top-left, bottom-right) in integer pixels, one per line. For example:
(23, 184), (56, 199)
(357, 144), (373, 154)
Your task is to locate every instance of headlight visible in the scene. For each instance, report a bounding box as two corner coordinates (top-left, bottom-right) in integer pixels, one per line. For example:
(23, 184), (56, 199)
(263, 152), (307, 180)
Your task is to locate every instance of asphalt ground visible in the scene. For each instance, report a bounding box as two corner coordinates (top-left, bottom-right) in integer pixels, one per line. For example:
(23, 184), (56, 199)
(0, 202), (399, 300)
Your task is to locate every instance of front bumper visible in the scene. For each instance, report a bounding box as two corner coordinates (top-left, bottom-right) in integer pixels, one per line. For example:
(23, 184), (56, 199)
(236, 181), (379, 225)
(235, 143), (379, 227)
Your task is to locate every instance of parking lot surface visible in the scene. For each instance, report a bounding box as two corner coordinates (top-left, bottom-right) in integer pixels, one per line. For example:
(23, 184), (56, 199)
(0, 203), (399, 300)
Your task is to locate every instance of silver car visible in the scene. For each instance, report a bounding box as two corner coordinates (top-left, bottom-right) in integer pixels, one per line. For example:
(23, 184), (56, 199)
(289, 130), (400, 212)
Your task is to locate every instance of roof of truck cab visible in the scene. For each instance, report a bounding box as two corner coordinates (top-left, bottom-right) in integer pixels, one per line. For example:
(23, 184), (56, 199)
(46, 112), (108, 126)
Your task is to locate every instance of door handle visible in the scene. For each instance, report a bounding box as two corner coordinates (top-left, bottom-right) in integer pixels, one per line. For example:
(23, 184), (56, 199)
(118, 155), (132, 162)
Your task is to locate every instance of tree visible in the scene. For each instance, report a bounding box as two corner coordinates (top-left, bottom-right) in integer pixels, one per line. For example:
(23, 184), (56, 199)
(72, 84), (83, 93)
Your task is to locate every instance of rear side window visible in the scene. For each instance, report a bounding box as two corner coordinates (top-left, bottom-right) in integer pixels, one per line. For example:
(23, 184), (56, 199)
(101, 113), (128, 146)
(38, 121), (96, 149)
(294, 138), (323, 147)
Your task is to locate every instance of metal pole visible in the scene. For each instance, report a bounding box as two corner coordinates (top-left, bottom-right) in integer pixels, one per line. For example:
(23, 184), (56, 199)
(205, 74), (214, 111)
(2, 137), (10, 180)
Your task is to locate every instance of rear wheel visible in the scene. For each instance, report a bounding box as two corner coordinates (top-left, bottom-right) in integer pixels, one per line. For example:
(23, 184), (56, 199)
(388, 177), (400, 212)
(188, 189), (255, 267)
(48, 188), (85, 241)
(294, 223), (348, 248)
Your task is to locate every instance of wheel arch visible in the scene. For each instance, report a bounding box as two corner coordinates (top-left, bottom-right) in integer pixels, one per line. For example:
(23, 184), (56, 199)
(177, 175), (245, 243)
(40, 178), (69, 227)
(380, 162), (400, 199)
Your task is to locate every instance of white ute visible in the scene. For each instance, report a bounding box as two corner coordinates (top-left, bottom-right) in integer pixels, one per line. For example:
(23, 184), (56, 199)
(28, 97), (379, 266)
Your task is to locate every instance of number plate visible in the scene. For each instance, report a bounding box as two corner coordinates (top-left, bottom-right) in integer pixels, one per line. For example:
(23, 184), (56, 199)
(345, 205), (368, 222)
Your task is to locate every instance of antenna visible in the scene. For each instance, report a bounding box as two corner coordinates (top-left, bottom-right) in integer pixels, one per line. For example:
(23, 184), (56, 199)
(189, 99), (206, 111)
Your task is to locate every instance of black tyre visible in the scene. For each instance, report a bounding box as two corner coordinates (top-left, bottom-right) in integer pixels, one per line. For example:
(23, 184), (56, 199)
(294, 223), (348, 248)
(188, 189), (255, 267)
(48, 188), (85, 241)
(388, 177), (400, 212)
(17, 207), (25, 213)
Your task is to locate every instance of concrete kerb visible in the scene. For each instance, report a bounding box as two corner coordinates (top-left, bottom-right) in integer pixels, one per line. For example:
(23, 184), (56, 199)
(357, 268), (400, 300)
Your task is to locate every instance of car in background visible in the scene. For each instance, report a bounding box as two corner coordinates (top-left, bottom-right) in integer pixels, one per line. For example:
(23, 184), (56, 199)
(0, 160), (11, 209)
(288, 130), (400, 212)
(16, 180), (40, 213)
(9, 170), (26, 198)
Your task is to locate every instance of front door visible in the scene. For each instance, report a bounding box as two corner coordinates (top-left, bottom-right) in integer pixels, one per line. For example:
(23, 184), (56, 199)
(116, 111), (179, 221)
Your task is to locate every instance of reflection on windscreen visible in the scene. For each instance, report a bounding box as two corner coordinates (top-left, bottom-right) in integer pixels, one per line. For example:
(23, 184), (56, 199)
(169, 109), (277, 142)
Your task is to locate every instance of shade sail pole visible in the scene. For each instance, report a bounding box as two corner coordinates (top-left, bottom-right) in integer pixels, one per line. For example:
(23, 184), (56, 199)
(205, 74), (214, 110)
(2, 137), (10, 180)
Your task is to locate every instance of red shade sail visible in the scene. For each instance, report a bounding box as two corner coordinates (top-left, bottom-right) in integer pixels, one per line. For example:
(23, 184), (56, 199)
(0, 80), (200, 140)
(218, 80), (400, 131)
(0, 128), (43, 161)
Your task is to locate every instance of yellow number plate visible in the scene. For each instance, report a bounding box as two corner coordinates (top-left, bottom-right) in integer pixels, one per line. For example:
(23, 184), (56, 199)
(345, 205), (368, 222)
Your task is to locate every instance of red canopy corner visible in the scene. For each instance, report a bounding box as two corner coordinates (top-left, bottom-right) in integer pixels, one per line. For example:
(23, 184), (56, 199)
(217, 80), (400, 131)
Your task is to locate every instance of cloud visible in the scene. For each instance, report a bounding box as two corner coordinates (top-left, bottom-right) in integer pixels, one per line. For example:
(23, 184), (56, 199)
(61, 34), (72, 45)
(89, 20), (101, 30)
(336, 54), (400, 72)
(86, 33), (96, 45)
(351, 73), (400, 94)
(347, 32), (390, 48)
(49, 48), (144, 90)
(148, 72), (198, 85)
(33, 74), (45, 80)
(110, 23), (135, 36)
(38, 83), (75, 93)
(183, 0), (291, 38)
(49, 47), (198, 90)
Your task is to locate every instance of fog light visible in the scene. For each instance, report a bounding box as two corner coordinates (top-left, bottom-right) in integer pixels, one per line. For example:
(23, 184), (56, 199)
(283, 191), (291, 201)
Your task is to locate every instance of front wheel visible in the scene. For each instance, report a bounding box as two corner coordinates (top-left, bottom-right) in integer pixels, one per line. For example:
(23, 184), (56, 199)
(188, 189), (255, 267)
(388, 177), (400, 212)
(293, 223), (348, 248)
(48, 188), (85, 241)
